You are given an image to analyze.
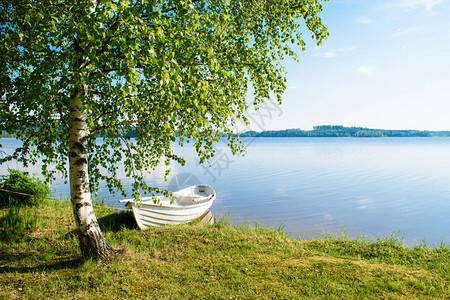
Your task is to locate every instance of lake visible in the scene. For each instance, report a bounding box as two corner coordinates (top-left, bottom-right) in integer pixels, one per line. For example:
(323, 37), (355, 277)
(2, 137), (450, 246)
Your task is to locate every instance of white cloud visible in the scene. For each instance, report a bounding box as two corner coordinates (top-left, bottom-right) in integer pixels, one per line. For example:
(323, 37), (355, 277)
(316, 47), (356, 59)
(357, 66), (375, 74)
(358, 17), (373, 24)
(394, 0), (449, 11)
(395, 27), (413, 35)
(321, 51), (337, 58)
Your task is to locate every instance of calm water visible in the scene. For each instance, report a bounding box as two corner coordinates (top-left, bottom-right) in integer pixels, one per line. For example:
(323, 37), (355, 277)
(2, 137), (450, 246)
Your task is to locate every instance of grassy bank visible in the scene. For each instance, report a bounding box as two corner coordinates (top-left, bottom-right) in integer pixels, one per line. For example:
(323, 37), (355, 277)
(1, 201), (449, 299)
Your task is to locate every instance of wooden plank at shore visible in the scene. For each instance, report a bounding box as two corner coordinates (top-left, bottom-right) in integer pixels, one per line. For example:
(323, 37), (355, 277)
(198, 210), (215, 225)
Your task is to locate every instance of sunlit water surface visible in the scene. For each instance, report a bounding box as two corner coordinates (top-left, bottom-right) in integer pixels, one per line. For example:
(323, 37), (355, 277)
(2, 137), (450, 246)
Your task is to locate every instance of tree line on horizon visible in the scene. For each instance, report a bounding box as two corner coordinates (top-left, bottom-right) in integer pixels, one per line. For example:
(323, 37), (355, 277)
(237, 125), (450, 138)
(3, 125), (450, 139)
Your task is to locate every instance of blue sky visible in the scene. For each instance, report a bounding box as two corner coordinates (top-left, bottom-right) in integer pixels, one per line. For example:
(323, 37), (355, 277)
(257, 0), (450, 131)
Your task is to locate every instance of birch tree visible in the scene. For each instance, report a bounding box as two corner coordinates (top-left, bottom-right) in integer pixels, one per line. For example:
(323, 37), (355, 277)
(0, 0), (328, 258)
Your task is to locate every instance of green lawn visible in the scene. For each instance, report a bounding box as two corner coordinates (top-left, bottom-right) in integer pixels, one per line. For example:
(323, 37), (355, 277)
(1, 201), (449, 299)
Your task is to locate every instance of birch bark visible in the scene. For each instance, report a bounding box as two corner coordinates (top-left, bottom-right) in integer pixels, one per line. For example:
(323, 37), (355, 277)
(69, 87), (114, 258)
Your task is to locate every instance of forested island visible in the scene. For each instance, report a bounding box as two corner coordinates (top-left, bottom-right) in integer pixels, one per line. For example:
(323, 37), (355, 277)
(238, 125), (450, 138)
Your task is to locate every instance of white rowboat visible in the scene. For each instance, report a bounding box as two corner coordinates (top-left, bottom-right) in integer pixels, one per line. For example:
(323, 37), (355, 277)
(119, 185), (216, 229)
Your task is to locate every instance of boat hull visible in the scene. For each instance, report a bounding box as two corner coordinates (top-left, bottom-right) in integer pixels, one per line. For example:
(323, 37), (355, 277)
(121, 185), (216, 230)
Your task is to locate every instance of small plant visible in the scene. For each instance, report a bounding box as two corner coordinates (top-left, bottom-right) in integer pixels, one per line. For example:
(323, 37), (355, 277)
(215, 212), (231, 228)
(0, 206), (39, 240)
(0, 169), (50, 207)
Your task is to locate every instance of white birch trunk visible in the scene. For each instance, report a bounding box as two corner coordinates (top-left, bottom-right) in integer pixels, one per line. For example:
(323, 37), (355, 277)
(69, 87), (113, 258)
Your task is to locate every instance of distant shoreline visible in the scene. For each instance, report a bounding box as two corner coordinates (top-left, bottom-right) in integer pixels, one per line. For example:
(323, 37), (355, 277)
(3, 125), (450, 139)
(237, 135), (450, 138)
(237, 125), (450, 138)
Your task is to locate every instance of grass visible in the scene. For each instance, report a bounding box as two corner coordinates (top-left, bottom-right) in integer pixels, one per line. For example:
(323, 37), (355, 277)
(1, 201), (449, 299)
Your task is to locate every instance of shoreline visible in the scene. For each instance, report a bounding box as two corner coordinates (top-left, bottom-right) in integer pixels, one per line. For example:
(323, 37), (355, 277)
(1, 201), (449, 298)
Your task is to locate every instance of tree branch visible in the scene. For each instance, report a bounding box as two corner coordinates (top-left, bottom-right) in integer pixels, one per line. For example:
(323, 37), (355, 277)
(54, 99), (69, 130)
(89, 118), (149, 138)
(86, 88), (112, 98)
(118, 126), (140, 190)
(93, 14), (122, 58)
(88, 68), (121, 78)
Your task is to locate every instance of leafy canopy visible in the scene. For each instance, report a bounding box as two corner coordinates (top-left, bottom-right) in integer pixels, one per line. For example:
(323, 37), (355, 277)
(0, 0), (328, 198)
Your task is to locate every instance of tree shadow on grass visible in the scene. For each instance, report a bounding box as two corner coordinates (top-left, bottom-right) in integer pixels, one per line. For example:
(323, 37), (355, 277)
(97, 210), (138, 233)
(0, 211), (137, 276)
(0, 253), (83, 274)
(65, 210), (137, 239)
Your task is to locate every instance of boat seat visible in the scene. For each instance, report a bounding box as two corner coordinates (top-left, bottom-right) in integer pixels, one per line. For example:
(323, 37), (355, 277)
(176, 193), (214, 205)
